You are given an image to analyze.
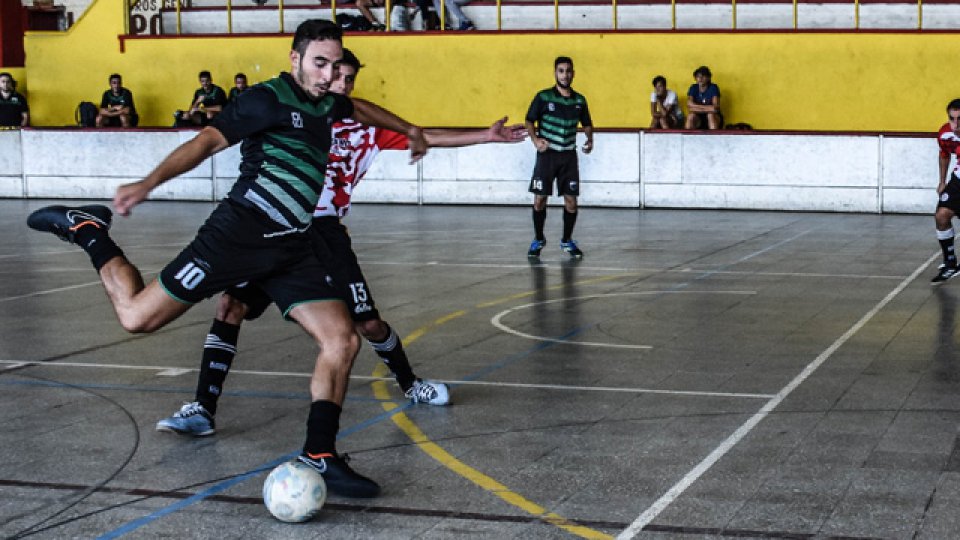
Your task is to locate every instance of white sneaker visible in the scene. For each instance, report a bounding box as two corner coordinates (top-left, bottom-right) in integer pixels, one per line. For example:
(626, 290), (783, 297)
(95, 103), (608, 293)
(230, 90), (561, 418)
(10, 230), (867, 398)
(156, 401), (215, 436)
(404, 379), (451, 406)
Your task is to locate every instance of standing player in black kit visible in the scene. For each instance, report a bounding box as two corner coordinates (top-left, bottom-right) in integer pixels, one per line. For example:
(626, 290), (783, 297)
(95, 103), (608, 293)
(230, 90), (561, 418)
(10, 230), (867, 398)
(524, 56), (593, 260)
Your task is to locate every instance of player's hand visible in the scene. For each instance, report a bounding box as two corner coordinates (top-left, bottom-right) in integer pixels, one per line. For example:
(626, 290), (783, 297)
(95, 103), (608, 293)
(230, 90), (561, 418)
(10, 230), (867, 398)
(408, 126), (428, 163)
(534, 137), (548, 153)
(582, 140), (593, 154)
(113, 180), (152, 217)
(938, 181), (947, 195)
(486, 117), (527, 143)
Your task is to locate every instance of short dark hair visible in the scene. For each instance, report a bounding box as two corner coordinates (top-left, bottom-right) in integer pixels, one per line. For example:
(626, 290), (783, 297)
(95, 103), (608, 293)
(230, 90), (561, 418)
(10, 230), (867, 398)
(292, 19), (342, 57)
(652, 75), (666, 87)
(199, 70), (212, 80)
(948, 99), (960, 112)
(109, 73), (122, 83)
(693, 65), (712, 78)
(0, 72), (12, 81)
(234, 73), (247, 80)
(339, 48), (363, 75)
(555, 56), (573, 69)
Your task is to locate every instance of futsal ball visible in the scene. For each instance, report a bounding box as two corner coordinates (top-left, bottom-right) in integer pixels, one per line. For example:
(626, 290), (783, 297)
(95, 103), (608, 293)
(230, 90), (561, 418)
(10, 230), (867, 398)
(262, 460), (327, 522)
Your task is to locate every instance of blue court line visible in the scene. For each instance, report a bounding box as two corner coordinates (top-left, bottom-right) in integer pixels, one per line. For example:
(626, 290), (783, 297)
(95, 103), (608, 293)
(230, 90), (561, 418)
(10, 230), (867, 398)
(90, 230), (810, 538)
(93, 401), (416, 540)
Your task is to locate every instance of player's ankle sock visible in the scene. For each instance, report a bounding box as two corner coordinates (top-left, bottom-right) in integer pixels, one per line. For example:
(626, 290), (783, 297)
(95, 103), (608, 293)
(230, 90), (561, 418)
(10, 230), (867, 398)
(938, 228), (957, 267)
(562, 209), (578, 242)
(194, 319), (240, 416)
(533, 208), (546, 241)
(303, 400), (341, 455)
(73, 224), (124, 272)
(368, 325), (416, 392)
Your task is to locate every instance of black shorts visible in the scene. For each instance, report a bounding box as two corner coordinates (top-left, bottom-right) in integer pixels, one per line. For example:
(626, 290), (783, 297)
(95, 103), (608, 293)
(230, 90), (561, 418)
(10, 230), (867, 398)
(692, 111), (724, 128)
(529, 150), (580, 197)
(938, 175), (960, 214)
(225, 216), (381, 323)
(158, 200), (340, 319)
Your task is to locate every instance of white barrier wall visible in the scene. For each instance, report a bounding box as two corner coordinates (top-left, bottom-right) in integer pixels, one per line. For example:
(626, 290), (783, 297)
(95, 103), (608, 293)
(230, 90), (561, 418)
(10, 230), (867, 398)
(0, 128), (936, 214)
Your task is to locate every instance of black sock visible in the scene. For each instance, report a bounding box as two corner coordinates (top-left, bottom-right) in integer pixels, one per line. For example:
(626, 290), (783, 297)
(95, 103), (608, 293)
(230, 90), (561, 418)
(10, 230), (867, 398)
(194, 319), (240, 415)
(368, 324), (416, 392)
(561, 209), (578, 242)
(73, 224), (124, 272)
(532, 208), (546, 241)
(303, 400), (341, 456)
(938, 229), (957, 267)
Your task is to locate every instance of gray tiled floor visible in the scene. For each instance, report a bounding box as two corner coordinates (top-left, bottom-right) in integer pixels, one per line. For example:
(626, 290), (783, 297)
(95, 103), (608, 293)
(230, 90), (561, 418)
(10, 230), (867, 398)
(2, 199), (959, 539)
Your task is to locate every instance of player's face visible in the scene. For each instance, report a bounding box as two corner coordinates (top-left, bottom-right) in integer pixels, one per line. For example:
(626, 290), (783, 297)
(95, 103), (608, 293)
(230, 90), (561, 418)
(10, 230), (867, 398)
(654, 80), (666, 97)
(695, 72), (710, 86)
(950, 108), (960, 134)
(235, 77), (247, 90)
(110, 78), (121, 93)
(0, 76), (12, 94)
(555, 63), (574, 89)
(199, 76), (212, 91)
(291, 39), (343, 101)
(328, 65), (357, 97)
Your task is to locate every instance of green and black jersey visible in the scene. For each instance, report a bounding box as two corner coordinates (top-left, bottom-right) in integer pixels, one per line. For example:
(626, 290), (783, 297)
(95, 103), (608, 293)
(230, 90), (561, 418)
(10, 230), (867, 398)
(525, 87), (592, 152)
(100, 88), (136, 114)
(192, 85), (228, 109)
(213, 72), (353, 230)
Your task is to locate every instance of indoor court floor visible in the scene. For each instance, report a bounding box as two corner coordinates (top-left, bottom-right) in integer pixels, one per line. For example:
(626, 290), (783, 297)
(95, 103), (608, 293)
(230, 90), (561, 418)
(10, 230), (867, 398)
(3, 199), (960, 539)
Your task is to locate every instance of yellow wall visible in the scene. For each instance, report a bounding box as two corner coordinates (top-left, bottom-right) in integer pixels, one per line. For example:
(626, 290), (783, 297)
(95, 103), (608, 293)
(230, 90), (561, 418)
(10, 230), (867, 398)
(23, 0), (960, 130)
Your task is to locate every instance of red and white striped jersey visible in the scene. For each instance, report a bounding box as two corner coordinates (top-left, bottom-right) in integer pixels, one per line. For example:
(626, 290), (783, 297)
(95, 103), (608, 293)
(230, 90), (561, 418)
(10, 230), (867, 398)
(314, 119), (409, 218)
(938, 122), (960, 164)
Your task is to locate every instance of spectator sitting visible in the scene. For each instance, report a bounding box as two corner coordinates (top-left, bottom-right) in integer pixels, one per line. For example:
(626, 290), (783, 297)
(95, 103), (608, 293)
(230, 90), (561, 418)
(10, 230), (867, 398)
(432, 0), (475, 30)
(228, 72), (249, 104)
(174, 70), (227, 127)
(96, 73), (137, 128)
(0, 72), (29, 128)
(355, 0), (388, 30)
(649, 75), (682, 130)
(685, 65), (723, 130)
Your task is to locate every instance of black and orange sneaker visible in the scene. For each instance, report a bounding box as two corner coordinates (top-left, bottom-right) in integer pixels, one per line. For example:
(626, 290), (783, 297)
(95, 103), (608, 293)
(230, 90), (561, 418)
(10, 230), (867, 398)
(298, 452), (380, 498)
(27, 205), (112, 244)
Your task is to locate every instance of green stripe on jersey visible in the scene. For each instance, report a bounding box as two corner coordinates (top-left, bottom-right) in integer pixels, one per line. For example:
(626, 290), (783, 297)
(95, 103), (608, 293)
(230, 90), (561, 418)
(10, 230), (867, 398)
(255, 175), (314, 226)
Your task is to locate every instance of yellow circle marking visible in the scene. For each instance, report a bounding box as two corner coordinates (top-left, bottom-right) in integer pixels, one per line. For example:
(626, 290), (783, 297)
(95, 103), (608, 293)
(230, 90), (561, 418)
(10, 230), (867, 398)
(370, 273), (641, 539)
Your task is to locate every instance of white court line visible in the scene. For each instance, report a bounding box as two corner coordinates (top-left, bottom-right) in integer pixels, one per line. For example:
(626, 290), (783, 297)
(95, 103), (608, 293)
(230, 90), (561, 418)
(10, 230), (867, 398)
(491, 291), (757, 350)
(0, 360), (773, 400)
(616, 252), (939, 539)
(361, 260), (906, 281)
(0, 269), (160, 303)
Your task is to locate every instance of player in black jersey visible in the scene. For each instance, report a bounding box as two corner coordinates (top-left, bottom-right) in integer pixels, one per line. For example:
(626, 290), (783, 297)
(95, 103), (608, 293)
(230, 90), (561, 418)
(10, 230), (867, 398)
(524, 56), (593, 260)
(27, 19), (432, 499)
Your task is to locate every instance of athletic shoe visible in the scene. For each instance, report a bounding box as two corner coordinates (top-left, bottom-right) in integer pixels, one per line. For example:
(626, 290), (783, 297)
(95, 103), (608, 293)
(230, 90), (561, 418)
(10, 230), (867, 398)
(932, 264), (959, 284)
(26, 205), (112, 244)
(559, 239), (584, 260)
(527, 238), (546, 258)
(458, 21), (476, 30)
(405, 378), (451, 405)
(156, 401), (216, 436)
(298, 452), (380, 498)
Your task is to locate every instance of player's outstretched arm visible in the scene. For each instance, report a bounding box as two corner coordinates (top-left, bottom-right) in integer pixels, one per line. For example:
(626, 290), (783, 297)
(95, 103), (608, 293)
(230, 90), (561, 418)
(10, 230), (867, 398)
(351, 98), (427, 163)
(114, 126), (229, 216)
(423, 117), (527, 148)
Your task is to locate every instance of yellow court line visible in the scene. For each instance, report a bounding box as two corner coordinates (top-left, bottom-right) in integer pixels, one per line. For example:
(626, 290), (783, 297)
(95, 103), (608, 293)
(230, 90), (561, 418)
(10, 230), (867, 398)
(368, 274), (646, 539)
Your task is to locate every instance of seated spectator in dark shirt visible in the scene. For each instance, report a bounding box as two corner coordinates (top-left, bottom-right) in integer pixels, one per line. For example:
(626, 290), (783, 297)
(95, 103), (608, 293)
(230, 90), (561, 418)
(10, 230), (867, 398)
(228, 73), (249, 103)
(96, 73), (138, 128)
(0, 72), (29, 128)
(174, 70), (227, 127)
(685, 65), (723, 130)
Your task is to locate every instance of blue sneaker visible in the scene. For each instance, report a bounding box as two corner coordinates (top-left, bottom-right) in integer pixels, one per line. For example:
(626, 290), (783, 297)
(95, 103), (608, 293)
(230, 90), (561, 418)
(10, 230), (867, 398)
(559, 239), (583, 259)
(527, 238), (546, 258)
(405, 379), (451, 405)
(156, 402), (215, 436)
